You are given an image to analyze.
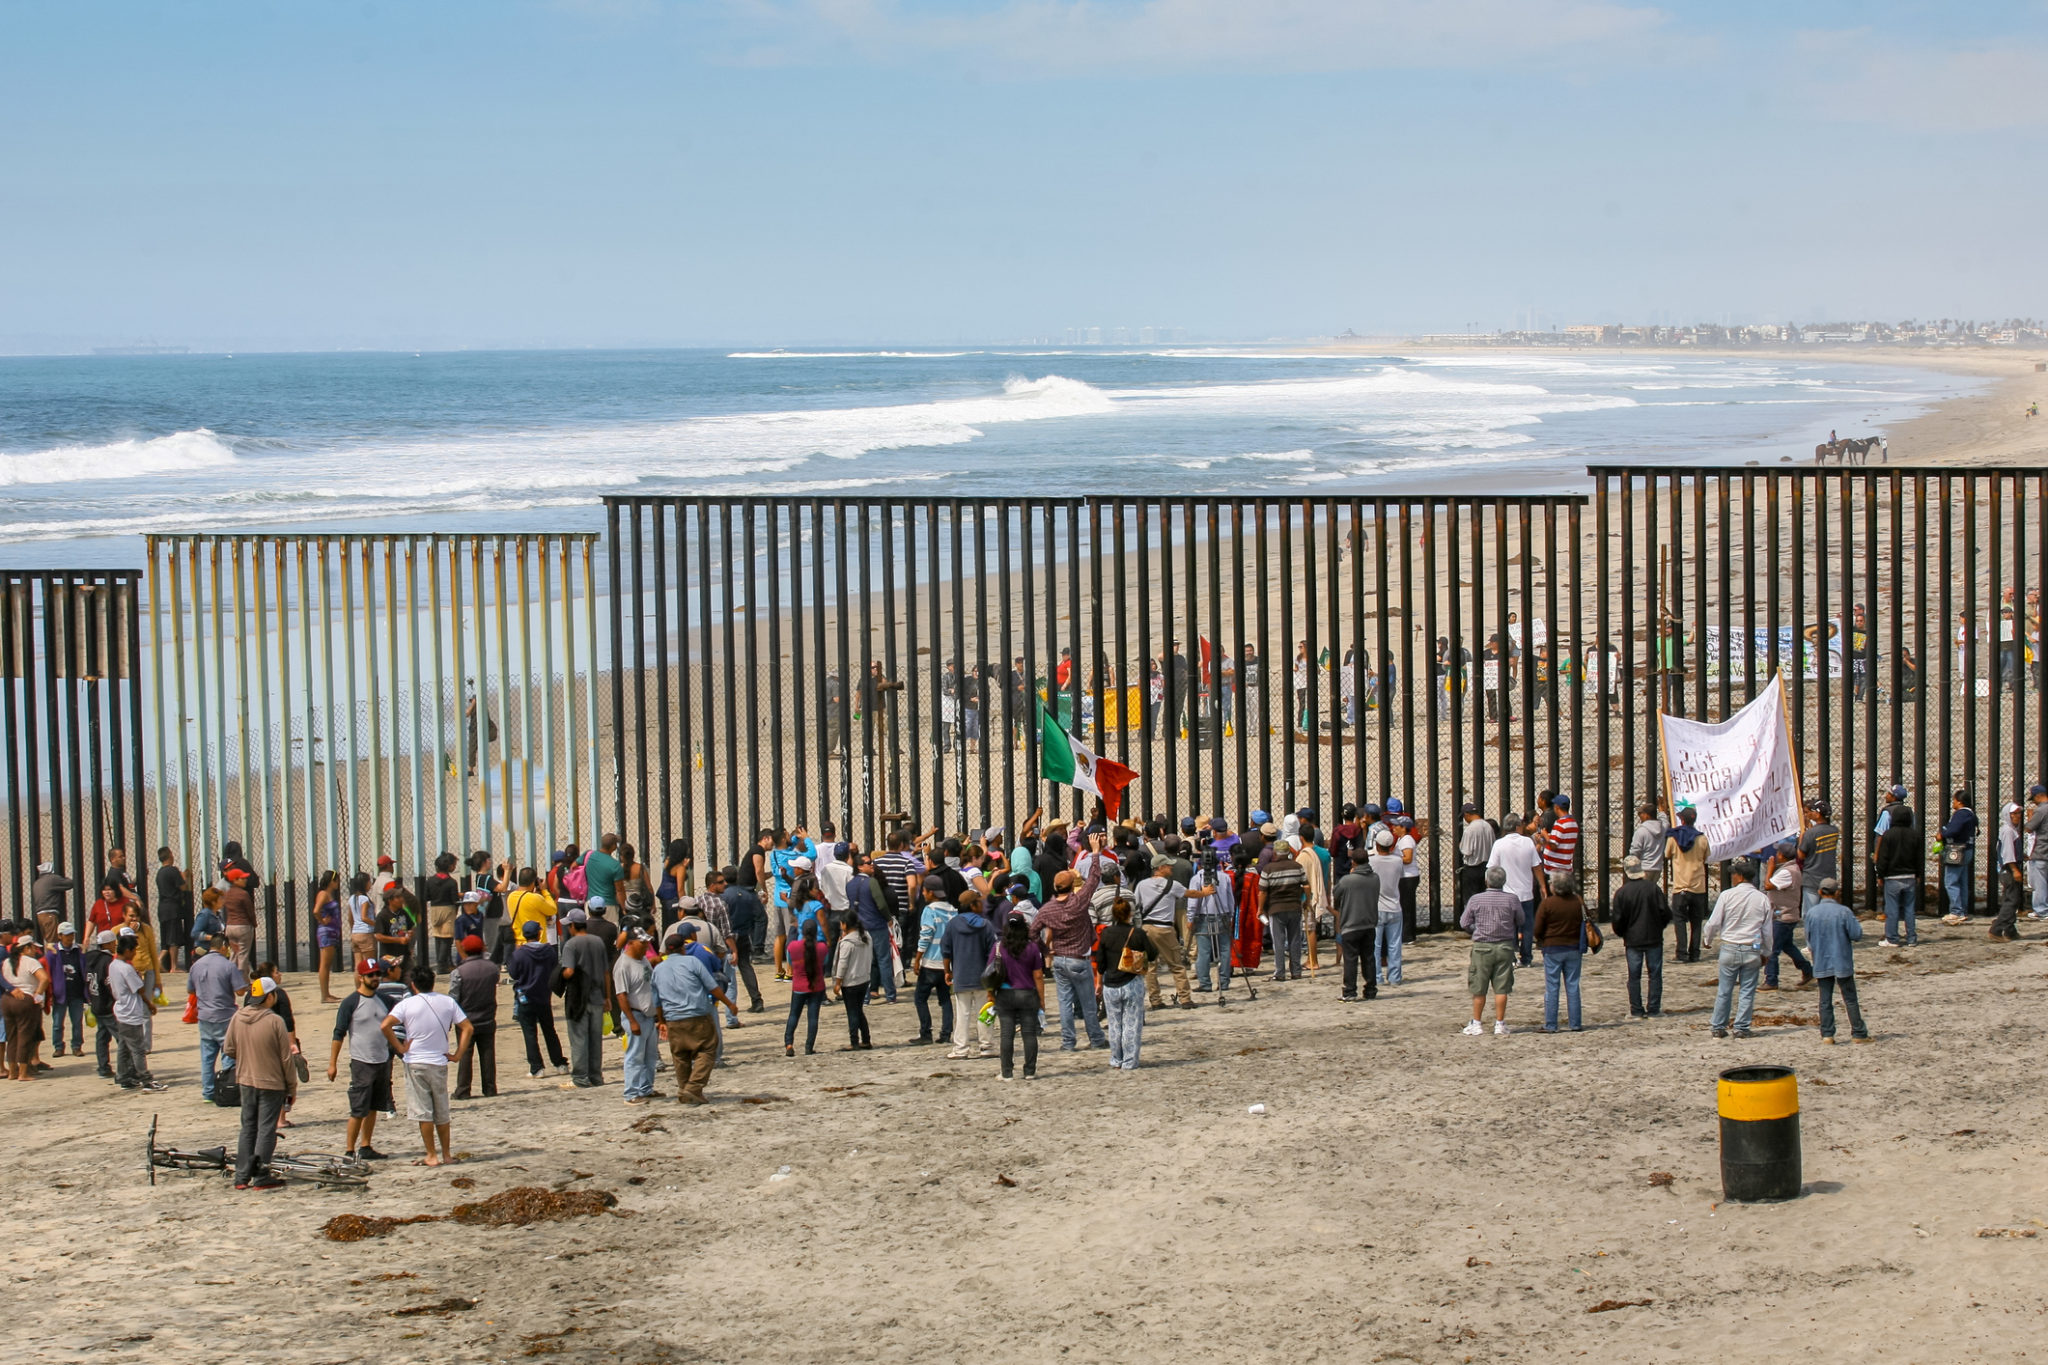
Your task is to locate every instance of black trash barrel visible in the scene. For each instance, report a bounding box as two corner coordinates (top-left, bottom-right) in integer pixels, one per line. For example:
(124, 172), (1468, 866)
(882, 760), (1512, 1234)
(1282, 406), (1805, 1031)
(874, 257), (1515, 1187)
(1718, 1064), (1801, 1202)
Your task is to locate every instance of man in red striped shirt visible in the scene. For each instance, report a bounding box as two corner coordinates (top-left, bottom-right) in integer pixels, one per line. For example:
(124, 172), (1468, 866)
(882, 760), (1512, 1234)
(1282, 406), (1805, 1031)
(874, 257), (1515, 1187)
(1543, 794), (1579, 883)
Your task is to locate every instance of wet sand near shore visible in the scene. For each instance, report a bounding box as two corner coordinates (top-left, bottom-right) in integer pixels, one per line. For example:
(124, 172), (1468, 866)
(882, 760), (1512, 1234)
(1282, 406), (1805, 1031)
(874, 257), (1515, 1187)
(12, 912), (2048, 1363)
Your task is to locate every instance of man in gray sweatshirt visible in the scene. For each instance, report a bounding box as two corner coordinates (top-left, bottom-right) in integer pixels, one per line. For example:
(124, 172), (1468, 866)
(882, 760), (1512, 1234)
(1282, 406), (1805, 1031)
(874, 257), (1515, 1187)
(1333, 859), (1380, 1002)
(1626, 805), (1666, 877)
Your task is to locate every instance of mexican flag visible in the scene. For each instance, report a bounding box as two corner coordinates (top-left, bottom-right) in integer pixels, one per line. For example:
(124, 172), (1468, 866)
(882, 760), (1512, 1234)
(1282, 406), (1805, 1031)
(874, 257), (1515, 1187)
(1038, 702), (1137, 818)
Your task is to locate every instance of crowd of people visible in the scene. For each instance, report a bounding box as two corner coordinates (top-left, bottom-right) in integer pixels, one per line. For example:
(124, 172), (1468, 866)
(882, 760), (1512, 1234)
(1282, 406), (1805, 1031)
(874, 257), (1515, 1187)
(6, 775), (2047, 1188)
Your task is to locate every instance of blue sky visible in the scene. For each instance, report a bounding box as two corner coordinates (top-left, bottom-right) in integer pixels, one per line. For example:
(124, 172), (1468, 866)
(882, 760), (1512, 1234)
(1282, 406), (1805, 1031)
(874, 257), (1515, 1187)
(2, 0), (2044, 350)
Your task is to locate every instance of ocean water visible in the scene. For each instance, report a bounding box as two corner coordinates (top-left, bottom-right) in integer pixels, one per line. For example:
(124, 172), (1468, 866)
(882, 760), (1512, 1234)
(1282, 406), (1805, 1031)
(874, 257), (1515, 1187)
(0, 347), (1977, 564)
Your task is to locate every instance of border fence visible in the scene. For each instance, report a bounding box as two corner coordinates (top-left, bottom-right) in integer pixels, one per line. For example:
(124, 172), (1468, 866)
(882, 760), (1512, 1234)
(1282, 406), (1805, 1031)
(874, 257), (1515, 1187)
(2, 467), (2043, 955)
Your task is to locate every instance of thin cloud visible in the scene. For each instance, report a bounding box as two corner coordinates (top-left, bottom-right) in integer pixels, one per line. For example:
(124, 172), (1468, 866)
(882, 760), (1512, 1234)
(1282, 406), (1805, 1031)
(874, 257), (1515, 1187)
(1793, 29), (2048, 132)
(723, 0), (1674, 72)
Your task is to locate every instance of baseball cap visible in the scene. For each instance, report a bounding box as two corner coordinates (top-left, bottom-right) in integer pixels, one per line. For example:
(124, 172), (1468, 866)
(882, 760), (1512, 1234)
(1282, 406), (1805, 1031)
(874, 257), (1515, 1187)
(520, 921), (542, 940)
(247, 976), (279, 1000)
(834, 842), (851, 860)
(628, 927), (654, 943)
(54, 922), (76, 937)
(1461, 802), (1479, 815)
(675, 922), (699, 940)
(95, 929), (118, 945)
(1211, 818), (1229, 833)
(1622, 855), (1643, 878)
(1817, 876), (1842, 896)
(1150, 854), (1173, 870)
(459, 934), (485, 954)
(1553, 794), (1571, 811)
(377, 854), (394, 869)
(1373, 828), (1394, 849)
(356, 958), (382, 976)
(1250, 809), (1270, 826)
(551, 850), (569, 864)
(1180, 817), (1197, 833)
(789, 855), (813, 870)
(1259, 822), (1278, 837)
(563, 906), (589, 924)
(1890, 784), (1907, 800)
(1386, 798), (1404, 814)
(1363, 803), (1382, 818)
(2032, 784), (2047, 798)
(461, 889), (488, 904)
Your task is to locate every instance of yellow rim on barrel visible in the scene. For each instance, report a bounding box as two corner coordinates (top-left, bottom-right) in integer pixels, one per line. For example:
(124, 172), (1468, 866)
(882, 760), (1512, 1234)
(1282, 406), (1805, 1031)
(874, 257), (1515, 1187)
(1717, 1069), (1798, 1122)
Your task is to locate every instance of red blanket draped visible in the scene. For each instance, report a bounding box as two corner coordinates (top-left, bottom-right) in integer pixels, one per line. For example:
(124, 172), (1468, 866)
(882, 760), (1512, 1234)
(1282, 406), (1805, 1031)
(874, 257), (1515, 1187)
(1230, 868), (1263, 970)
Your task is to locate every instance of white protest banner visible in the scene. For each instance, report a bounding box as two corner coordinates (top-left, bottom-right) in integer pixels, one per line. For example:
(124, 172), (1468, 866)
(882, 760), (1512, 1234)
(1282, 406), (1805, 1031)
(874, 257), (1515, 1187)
(1659, 674), (1801, 857)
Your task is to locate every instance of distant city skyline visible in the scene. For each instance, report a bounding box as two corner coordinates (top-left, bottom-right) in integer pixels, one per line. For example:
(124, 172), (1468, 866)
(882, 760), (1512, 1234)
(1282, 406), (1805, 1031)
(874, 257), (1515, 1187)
(3, 1), (2045, 353)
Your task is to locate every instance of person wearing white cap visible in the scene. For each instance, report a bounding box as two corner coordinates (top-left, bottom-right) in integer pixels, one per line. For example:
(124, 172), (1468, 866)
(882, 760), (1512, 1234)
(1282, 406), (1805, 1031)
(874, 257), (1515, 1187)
(2, 933), (51, 1080)
(224, 976), (295, 1187)
(83, 929), (120, 1077)
(44, 923), (86, 1059)
(106, 935), (161, 1089)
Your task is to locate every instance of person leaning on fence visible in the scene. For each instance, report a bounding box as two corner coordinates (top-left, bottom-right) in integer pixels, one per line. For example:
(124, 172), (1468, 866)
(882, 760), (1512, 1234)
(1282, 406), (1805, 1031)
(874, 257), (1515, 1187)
(1803, 877), (1870, 1043)
(1460, 866), (1519, 1036)
(1703, 859), (1771, 1039)
(1991, 802), (2025, 943)
(1873, 804), (1924, 947)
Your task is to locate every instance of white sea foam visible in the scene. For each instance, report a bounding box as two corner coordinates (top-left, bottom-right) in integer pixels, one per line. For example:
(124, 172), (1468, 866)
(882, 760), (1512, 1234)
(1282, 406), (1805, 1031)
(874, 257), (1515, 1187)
(0, 428), (238, 486)
(728, 350), (981, 359)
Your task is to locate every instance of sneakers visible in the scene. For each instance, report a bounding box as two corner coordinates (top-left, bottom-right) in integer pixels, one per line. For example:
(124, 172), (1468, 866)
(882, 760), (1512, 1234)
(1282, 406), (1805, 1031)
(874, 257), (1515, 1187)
(975, 1046), (994, 1058)
(355, 1147), (388, 1161)
(1821, 1036), (1836, 1045)
(1461, 1020), (1484, 1036)
(1733, 1029), (1753, 1039)
(1712, 1028), (1728, 1038)
(1493, 1021), (1510, 1036)
(248, 1176), (287, 1191)
(946, 1048), (972, 1059)
(1879, 939), (1899, 948)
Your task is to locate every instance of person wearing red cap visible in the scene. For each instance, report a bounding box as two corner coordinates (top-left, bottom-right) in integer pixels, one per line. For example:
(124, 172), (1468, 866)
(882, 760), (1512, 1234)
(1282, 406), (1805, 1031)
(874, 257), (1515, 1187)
(449, 935), (499, 1100)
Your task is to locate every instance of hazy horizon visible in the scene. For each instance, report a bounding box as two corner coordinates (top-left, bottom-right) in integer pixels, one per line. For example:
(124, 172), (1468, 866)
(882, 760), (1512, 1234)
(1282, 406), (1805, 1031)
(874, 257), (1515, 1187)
(5, 0), (2045, 353)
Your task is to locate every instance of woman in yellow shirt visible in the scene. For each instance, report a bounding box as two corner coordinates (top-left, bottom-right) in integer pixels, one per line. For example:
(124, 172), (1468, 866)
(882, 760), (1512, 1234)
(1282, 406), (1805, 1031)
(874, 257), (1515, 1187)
(506, 871), (558, 946)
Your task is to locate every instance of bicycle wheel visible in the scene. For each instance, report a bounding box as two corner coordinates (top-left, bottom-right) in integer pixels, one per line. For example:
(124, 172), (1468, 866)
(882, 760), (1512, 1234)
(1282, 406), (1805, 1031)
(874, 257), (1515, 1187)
(269, 1154), (369, 1187)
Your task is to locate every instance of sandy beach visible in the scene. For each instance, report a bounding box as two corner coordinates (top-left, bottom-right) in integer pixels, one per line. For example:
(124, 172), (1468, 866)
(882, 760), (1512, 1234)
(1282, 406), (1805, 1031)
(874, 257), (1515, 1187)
(14, 913), (2048, 1364)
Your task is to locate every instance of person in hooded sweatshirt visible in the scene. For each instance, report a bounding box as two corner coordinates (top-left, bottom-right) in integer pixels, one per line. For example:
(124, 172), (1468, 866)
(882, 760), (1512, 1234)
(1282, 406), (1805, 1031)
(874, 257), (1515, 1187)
(941, 889), (997, 1060)
(1872, 804), (1924, 947)
(1664, 807), (1710, 963)
(223, 977), (296, 1190)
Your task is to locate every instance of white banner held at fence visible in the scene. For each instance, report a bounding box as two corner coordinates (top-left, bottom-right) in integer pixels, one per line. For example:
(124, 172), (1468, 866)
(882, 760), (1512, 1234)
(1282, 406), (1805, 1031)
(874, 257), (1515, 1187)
(1659, 674), (1801, 857)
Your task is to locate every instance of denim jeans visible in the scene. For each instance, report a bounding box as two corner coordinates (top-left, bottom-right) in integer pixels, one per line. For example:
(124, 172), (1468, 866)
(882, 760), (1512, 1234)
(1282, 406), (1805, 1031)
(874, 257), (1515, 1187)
(913, 967), (953, 1041)
(1102, 976), (1147, 1069)
(1817, 974), (1867, 1039)
(1517, 899), (1538, 966)
(1191, 917), (1233, 992)
(95, 1011), (116, 1075)
(198, 1018), (229, 1098)
(1710, 945), (1764, 1032)
(1801, 885), (1821, 917)
(784, 991), (824, 1052)
(1541, 948), (1582, 1030)
(1376, 918), (1404, 984)
(115, 1020), (152, 1086)
(1764, 920), (1812, 987)
(2030, 863), (2048, 918)
(235, 1085), (288, 1184)
(50, 997), (84, 1051)
(1942, 850), (1974, 918)
(1052, 956), (1106, 1049)
(1882, 875), (1919, 944)
(1625, 944), (1663, 1015)
(1268, 911), (1304, 979)
(621, 1008), (657, 1098)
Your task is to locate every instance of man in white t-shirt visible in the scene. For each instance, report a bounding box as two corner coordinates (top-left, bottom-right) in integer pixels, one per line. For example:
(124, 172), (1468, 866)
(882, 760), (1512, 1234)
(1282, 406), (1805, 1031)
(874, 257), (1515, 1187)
(1486, 814), (1546, 967)
(380, 966), (473, 1169)
(818, 843), (854, 914)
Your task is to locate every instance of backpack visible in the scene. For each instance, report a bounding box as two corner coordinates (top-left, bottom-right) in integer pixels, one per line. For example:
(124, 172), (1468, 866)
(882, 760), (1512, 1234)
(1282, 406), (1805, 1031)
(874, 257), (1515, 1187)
(561, 855), (589, 901)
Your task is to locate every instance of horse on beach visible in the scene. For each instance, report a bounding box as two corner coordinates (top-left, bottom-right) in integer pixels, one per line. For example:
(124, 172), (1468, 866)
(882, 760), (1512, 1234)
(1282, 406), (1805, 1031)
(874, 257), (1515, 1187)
(1815, 436), (1886, 465)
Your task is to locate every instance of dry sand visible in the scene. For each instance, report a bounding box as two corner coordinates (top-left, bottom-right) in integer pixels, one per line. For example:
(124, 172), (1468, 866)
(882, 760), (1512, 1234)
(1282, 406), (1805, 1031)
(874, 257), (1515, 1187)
(14, 916), (2048, 1364)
